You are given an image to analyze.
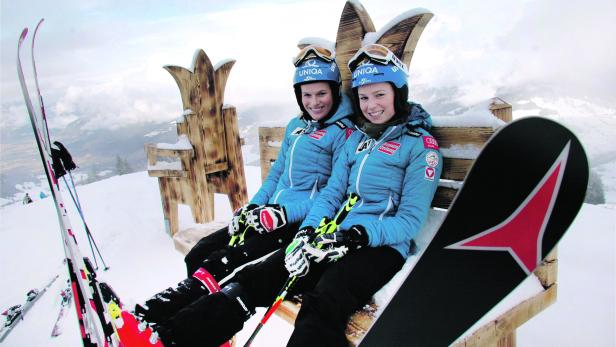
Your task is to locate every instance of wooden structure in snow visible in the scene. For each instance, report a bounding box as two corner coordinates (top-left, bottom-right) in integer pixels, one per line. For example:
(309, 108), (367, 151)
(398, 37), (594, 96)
(145, 50), (248, 237)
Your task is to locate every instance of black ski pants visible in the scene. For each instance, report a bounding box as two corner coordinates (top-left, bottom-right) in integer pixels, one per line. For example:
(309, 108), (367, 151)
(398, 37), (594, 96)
(184, 223), (299, 277)
(163, 245), (404, 347)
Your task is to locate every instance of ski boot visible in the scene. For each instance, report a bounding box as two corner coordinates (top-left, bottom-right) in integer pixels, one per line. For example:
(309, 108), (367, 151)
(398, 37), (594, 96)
(108, 301), (165, 346)
(135, 266), (223, 325)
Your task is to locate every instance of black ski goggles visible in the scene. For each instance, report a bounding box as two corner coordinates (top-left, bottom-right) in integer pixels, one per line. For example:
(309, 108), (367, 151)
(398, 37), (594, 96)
(293, 45), (335, 67)
(348, 44), (408, 73)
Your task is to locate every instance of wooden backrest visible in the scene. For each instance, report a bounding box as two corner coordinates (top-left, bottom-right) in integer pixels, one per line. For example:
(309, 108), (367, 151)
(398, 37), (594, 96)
(258, 125), (497, 209)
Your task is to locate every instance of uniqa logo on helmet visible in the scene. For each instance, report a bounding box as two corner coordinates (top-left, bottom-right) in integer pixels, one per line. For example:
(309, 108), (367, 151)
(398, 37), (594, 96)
(299, 68), (323, 77)
(352, 65), (380, 79)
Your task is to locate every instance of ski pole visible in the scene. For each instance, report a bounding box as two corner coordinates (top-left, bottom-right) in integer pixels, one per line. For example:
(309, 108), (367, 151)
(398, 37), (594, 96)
(243, 193), (359, 347)
(62, 176), (110, 270)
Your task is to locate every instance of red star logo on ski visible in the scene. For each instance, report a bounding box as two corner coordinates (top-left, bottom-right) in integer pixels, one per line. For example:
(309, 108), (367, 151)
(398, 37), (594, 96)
(446, 142), (570, 275)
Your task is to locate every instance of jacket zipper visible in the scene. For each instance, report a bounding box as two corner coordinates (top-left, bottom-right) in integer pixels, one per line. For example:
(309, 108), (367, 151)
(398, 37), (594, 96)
(287, 132), (304, 188)
(355, 126), (398, 206)
(379, 193), (394, 220)
(309, 176), (319, 199)
(275, 122), (313, 203)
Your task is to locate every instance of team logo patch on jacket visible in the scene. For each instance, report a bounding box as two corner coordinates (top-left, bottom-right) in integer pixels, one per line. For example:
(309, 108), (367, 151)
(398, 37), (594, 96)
(292, 127), (306, 135)
(425, 151), (439, 168)
(309, 129), (327, 140)
(425, 166), (436, 181)
(356, 138), (374, 154)
(378, 141), (401, 155)
(345, 128), (355, 139)
(423, 136), (439, 150)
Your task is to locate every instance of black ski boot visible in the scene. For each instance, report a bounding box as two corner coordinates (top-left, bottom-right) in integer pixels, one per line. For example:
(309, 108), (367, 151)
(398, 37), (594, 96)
(155, 282), (254, 347)
(135, 250), (235, 324)
(134, 277), (207, 325)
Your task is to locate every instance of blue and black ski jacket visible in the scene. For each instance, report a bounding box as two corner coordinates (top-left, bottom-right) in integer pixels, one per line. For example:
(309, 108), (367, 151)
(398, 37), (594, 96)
(300, 103), (442, 259)
(250, 95), (354, 224)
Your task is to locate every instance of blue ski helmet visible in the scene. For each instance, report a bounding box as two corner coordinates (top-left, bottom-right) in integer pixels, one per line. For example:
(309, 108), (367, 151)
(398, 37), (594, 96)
(293, 56), (341, 86)
(349, 44), (408, 89)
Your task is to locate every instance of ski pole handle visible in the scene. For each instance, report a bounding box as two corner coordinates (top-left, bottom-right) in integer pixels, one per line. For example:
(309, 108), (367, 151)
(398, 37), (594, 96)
(243, 193), (360, 347)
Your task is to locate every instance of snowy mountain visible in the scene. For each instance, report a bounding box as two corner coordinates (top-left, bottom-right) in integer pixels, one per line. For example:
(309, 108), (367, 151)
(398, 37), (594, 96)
(0, 166), (613, 346)
(3, 92), (616, 205)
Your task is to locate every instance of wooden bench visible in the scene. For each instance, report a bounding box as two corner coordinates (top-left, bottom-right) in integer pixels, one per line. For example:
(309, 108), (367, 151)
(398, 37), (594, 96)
(259, 100), (558, 346)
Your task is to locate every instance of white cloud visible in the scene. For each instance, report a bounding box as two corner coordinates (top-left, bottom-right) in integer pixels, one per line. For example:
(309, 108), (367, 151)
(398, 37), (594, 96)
(2, 0), (615, 132)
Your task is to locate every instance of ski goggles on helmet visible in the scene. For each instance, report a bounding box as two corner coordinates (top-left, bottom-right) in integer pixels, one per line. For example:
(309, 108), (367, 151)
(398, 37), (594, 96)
(293, 46), (341, 86)
(348, 44), (408, 74)
(293, 45), (335, 67)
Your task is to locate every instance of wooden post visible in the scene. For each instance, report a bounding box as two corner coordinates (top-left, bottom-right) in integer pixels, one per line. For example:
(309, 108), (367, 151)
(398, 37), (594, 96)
(490, 97), (513, 123)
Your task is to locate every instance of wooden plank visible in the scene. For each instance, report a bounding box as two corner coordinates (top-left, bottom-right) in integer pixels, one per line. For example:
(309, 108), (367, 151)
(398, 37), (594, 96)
(172, 221), (228, 255)
(534, 248), (558, 288)
(277, 300), (302, 326)
(432, 186), (458, 209)
(202, 162), (229, 175)
(431, 127), (495, 149)
(259, 126), (285, 140)
(147, 169), (188, 178)
(259, 146), (282, 162)
(452, 284), (557, 347)
(147, 147), (193, 159)
(442, 157), (474, 181)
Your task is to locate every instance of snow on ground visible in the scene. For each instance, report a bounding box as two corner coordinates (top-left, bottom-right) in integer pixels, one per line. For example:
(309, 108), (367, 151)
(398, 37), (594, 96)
(0, 166), (614, 346)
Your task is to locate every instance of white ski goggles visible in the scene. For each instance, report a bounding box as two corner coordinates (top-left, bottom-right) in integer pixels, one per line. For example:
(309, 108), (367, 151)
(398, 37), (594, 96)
(293, 45), (335, 67)
(348, 44), (408, 73)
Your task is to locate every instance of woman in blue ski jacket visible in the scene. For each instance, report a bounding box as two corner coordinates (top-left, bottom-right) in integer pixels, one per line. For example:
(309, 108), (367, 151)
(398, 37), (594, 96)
(148, 44), (442, 347)
(135, 45), (354, 326)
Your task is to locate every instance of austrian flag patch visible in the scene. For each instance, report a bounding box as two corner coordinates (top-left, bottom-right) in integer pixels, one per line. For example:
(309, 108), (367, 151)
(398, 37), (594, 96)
(378, 141), (401, 155)
(309, 129), (327, 140)
(425, 167), (436, 181)
(423, 136), (439, 150)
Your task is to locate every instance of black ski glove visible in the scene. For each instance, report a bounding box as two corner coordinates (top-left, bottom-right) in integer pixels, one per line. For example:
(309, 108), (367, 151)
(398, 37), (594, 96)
(305, 225), (369, 263)
(284, 226), (315, 277)
(245, 204), (287, 234)
(228, 203), (258, 238)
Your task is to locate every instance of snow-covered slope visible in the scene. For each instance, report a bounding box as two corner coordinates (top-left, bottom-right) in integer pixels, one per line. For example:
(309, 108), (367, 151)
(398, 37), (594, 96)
(0, 167), (613, 346)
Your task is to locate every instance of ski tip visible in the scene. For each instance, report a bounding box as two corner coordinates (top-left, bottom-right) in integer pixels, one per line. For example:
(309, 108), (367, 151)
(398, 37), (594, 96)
(34, 18), (45, 35)
(19, 28), (28, 42)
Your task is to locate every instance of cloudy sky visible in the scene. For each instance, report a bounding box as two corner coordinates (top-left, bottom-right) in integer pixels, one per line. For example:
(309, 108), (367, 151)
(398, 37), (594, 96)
(1, 0), (615, 133)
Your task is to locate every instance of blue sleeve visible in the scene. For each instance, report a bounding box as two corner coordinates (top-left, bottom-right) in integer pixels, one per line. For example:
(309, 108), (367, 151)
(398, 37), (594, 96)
(249, 121), (294, 205)
(300, 141), (352, 229)
(283, 124), (351, 224)
(364, 141), (442, 247)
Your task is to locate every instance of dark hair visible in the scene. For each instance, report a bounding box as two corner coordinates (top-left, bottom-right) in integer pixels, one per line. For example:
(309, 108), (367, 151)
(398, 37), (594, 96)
(294, 81), (341, 121)
(350, 83), (410, 125)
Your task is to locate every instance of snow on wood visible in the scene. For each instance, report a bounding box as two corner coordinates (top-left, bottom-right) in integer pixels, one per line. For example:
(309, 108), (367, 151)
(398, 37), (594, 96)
(297, 37), (335, 52)
(154, 134), (192, 150)
(147, 160), (182, 171)
(362, 8), (433, 46)
(432, 100), (506, 129)
(214, 58), (236, 70)
(438, 179), (463, 190)
(440, 144), (482, 159)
